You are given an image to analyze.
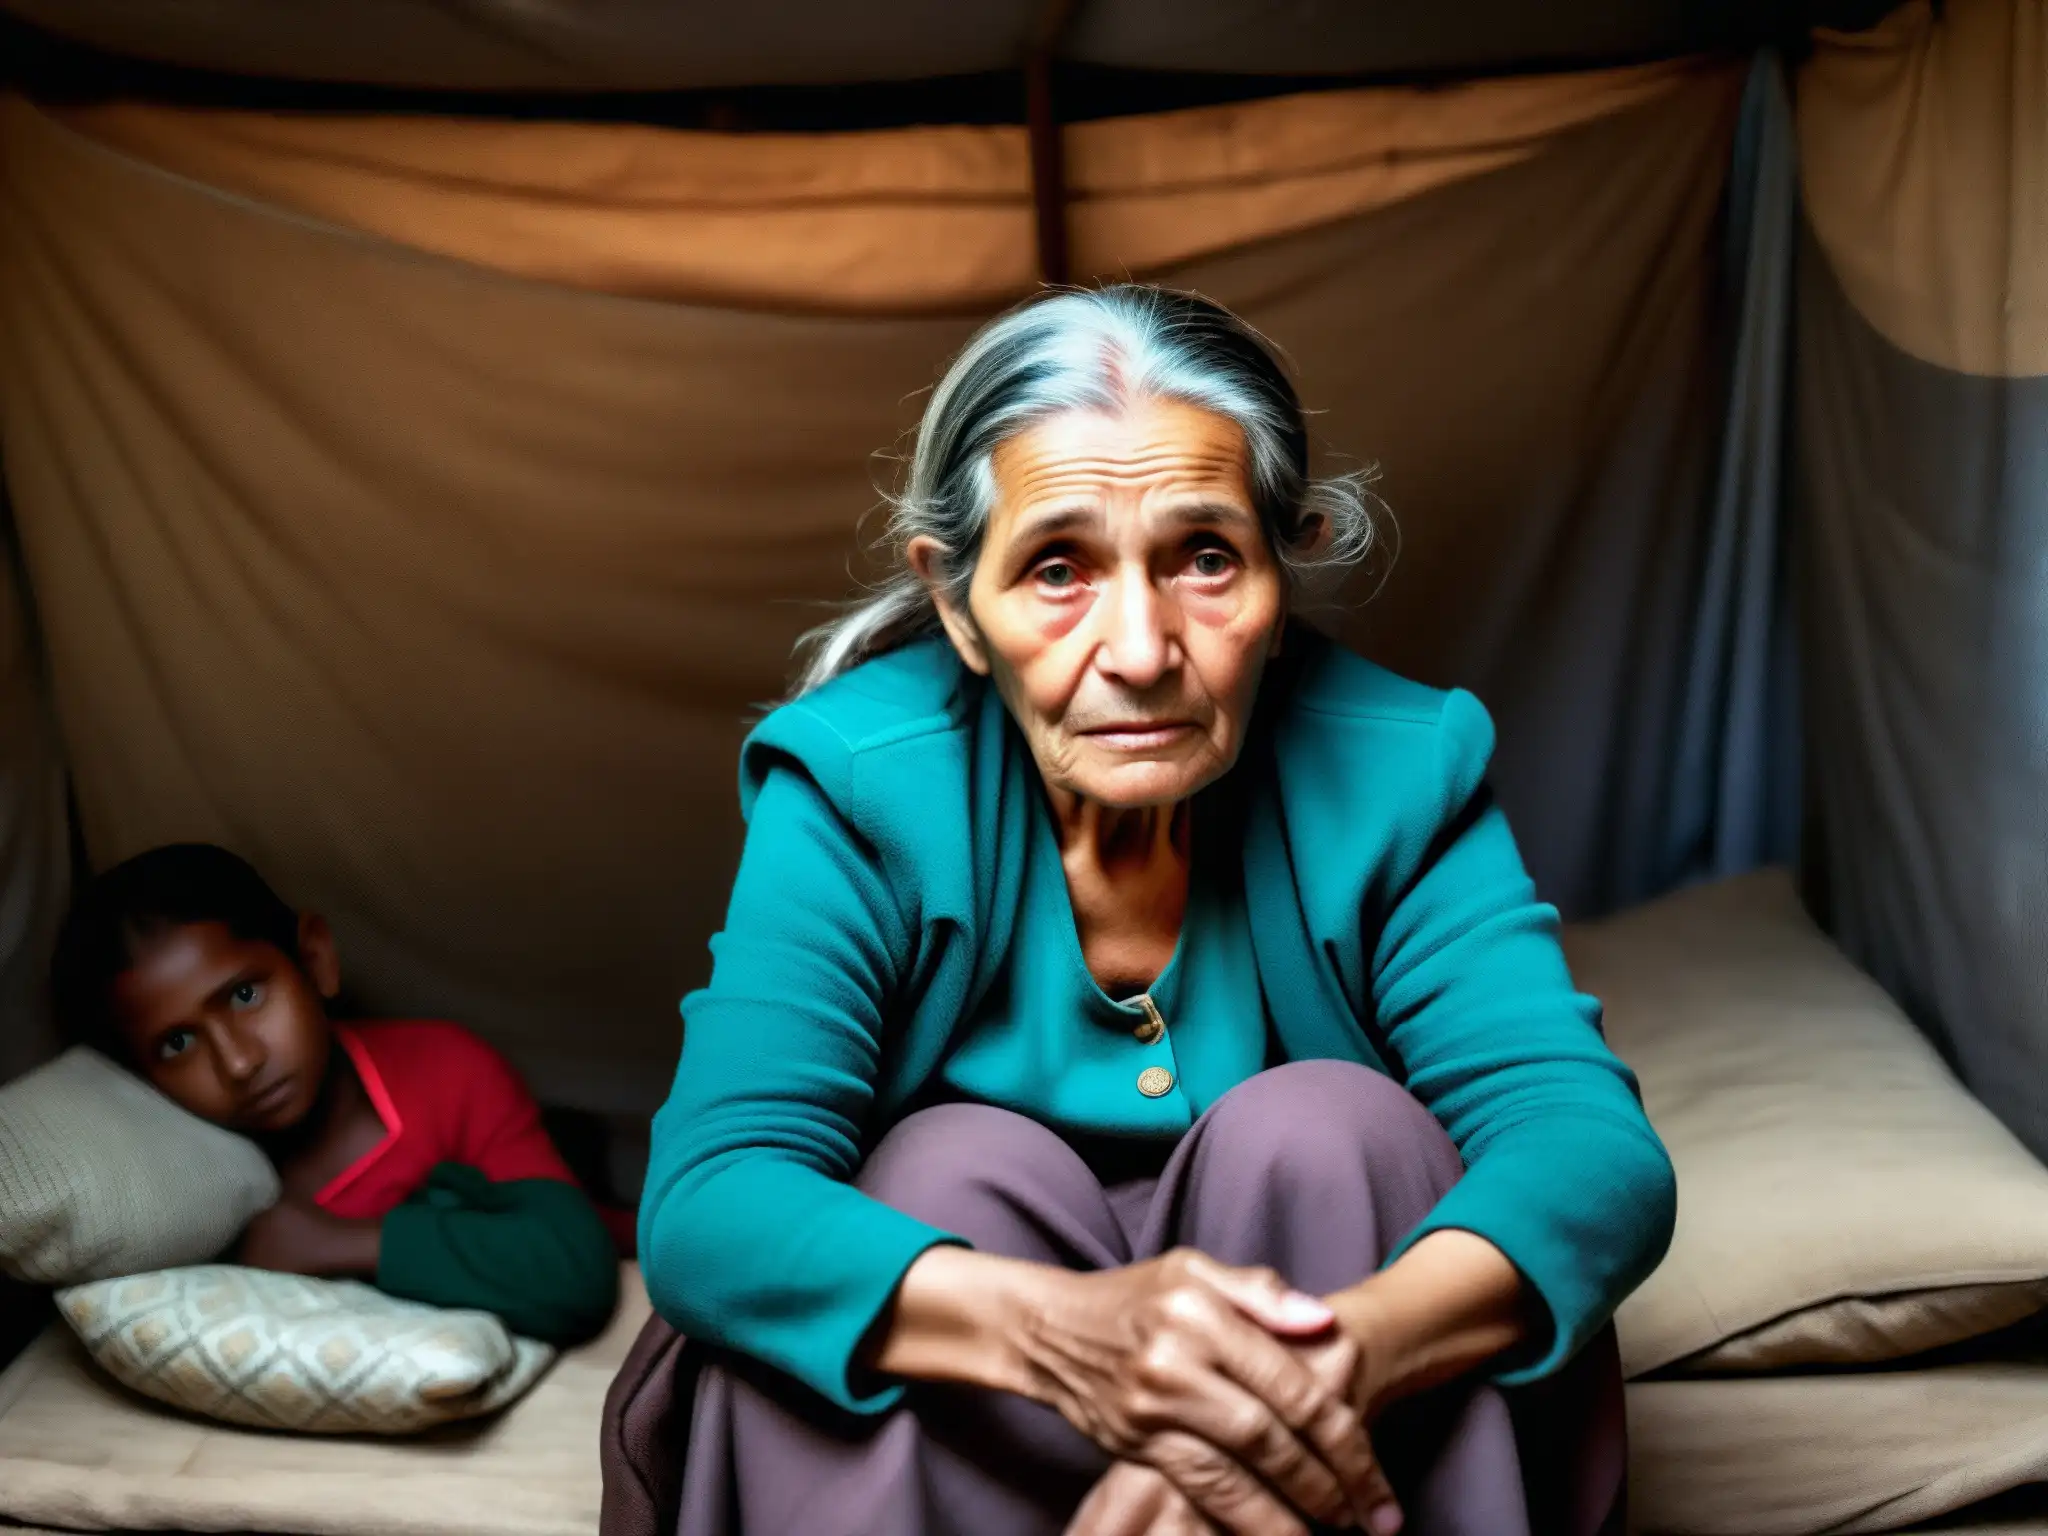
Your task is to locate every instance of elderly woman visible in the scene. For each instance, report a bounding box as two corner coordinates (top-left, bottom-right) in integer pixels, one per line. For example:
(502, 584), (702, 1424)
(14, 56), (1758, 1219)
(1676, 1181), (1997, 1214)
(634, 285), (1676, 1536)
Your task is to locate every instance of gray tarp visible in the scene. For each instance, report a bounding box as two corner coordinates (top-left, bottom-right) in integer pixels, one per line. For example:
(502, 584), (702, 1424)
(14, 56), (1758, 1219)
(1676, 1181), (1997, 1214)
(1795, 0), (2048, 1159)
(1666, 53), (1802, 889)
(1799, 251), (2048, 1156)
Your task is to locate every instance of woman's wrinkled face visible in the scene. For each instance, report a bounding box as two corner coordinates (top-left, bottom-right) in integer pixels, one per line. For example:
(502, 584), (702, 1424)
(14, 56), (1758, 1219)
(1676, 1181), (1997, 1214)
(923, 397), (1287, 808)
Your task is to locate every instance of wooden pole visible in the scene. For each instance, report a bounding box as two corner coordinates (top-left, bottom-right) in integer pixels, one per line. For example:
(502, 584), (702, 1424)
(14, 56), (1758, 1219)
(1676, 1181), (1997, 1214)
(1025, 0), (1082, 286)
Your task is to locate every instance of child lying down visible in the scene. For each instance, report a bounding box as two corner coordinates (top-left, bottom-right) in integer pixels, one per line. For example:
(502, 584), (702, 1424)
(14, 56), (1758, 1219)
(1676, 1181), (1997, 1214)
(48, 843), (621, 1347)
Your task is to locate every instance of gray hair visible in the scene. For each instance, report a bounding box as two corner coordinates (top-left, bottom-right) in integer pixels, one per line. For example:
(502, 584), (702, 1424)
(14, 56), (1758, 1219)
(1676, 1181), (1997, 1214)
(792, 283), (1381, 696)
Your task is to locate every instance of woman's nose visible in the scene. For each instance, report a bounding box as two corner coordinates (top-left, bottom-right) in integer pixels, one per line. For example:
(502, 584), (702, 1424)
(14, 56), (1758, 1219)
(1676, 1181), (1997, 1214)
(1094, 573), (1176, 688)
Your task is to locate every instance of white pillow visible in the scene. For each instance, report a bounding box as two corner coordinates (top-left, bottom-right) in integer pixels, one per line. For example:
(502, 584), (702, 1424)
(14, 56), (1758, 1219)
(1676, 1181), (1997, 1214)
(0, 1048), (279, 1284)
(1565, 868), (2048, 1377)
(57, 1265), (555, 1434)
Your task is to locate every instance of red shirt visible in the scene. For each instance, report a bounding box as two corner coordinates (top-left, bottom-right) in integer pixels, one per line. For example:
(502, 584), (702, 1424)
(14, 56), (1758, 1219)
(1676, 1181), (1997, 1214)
(315, 1020), (634, 1252)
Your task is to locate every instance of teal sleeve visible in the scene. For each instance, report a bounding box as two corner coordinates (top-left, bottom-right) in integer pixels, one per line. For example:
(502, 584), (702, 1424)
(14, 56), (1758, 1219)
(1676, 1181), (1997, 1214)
(638, 760), (963, 1416)
(377, 1163), (621, 1346)
(1376, 691), (1678, 1383)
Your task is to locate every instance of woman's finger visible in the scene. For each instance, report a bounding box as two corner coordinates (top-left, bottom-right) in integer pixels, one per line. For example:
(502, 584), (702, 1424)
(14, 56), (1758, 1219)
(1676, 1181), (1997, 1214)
(1145, 1429), (1313, 1536)
(1230, 1343), (1399, 1530)
(1183, 1253), (1334, 1339)
(1170, 1287), (1397, 1529)
(1152, 1492), (1213, 1536)
(1133, 1364), (1350, 1527)
(1065, 1461), (1179, 1536)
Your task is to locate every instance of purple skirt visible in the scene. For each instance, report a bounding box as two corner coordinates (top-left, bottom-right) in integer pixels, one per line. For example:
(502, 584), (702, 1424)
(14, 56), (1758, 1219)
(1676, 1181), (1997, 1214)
(603, 1060), (1627, 1536)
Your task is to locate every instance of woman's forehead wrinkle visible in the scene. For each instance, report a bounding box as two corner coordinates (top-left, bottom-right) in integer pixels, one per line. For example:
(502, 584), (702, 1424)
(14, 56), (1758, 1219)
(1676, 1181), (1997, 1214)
(1002, 418), (1248, 500)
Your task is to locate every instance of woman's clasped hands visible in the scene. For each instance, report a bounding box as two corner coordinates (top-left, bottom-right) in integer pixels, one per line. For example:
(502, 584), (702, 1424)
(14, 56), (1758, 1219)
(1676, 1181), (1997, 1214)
(1008, 1249), (1405, 1536)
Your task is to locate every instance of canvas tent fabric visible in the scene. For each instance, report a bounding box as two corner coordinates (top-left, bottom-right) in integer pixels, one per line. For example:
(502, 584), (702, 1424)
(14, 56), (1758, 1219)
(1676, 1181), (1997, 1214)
(1, 3), (2048, 1534)
(1799, 0), (2047, 378)
(0, 62), (1779, 1113)
(0, 0), (1893, 92)
(1795, 0), (2048, 1160)
(0, 510), (64, 1087)
(1674, 50), (1803, 889)
(42, 61), (1696, 315)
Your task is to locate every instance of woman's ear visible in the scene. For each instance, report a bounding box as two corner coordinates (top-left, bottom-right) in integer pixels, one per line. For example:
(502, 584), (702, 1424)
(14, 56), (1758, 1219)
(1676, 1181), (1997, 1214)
(1293, 508), (1333, 561)
(906, 535), (990, 676)
(296, 913), (342, 1001)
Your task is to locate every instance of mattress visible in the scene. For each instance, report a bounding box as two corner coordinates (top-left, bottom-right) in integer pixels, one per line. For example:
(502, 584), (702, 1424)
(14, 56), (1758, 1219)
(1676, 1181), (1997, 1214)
(1629, 1359), (2048, 1535)
(3, 1269), (2046, 1536)
(0, 1264), (648, 1536)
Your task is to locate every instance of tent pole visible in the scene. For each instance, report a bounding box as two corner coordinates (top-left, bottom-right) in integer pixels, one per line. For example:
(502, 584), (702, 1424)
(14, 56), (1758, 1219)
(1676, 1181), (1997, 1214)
(1026, 0), (1082, 287)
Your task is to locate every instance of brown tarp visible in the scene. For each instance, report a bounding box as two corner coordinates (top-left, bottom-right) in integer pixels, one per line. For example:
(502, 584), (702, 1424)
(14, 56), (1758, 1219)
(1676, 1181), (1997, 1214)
(1800, 0), (2047, 378)
(49, 62), (1693, 314)
(0, 66), (1744, 1109)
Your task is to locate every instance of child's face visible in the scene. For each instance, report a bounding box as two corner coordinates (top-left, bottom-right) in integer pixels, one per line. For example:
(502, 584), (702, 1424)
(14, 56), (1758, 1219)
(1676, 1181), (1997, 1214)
(108, 918), (341, 1136)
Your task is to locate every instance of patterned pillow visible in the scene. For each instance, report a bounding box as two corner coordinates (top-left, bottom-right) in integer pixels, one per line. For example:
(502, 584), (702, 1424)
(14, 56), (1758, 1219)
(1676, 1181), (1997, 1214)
(0, 1048), (280, 1284)
(56, 1265), (556, 1434)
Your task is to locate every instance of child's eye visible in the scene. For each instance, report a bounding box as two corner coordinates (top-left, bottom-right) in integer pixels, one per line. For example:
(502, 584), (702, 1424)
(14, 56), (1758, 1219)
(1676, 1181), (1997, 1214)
(157, 1028), (196, 1061)
(230, 981), (263, 1009)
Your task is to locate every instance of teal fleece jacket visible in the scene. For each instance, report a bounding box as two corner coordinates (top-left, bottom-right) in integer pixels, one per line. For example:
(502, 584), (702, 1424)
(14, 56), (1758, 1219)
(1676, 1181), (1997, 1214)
(641, 631), (1676, 1412)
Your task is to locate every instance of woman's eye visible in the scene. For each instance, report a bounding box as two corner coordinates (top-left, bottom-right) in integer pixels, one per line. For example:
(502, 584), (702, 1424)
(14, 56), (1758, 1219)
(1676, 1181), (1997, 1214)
(1035, 561), (1079, 589)
(230, 981), (263, 1009)
(158, 1029), (196, 1061)
(1191, 549), (1235, 578)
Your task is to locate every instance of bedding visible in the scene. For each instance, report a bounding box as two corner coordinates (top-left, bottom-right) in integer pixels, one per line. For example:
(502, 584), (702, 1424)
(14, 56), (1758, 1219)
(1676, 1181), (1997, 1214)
(1564, 869), (2048, 1377)
(0, 1047), (278, 1285)
(0, 1262), (646, 1536)
(1627, 1357), (2048, 1535)
(57, 1265), (554, 1434)
(1903, 1511), (2048, 1534)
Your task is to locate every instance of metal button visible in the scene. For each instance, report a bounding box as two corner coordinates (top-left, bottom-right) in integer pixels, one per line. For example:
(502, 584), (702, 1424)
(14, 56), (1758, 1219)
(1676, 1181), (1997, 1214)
(1137, 1066), (1175, 1098)
(1133, 994), (1167, 1046)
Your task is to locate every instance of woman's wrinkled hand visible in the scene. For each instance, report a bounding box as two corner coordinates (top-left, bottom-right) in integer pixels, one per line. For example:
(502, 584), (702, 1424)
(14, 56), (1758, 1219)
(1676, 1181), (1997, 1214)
(1065, 1460), (1211, 1536)
(1013, 1248), (1402, 1535)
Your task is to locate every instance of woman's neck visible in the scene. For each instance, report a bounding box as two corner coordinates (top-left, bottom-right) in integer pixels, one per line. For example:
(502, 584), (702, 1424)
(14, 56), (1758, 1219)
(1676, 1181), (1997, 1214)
(1049, 791), (1192, 997)
(1046, 792), (1189, 874)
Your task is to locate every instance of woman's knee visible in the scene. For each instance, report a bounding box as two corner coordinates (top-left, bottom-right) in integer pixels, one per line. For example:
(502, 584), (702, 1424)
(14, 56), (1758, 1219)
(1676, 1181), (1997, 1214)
(855, 1103), (1111, 1259)
(1197, 1060), (1463, 1196)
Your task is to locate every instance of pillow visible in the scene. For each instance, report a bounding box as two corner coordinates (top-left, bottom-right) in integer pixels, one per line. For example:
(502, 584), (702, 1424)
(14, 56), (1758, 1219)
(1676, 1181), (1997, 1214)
(1564, 868), (2048, 1377)
(1627, 1361), (2048, 1535)
(0, 1262), (646, 1536)
(55, 1265), (556, 1434)
(0, 1047), (280, 1284)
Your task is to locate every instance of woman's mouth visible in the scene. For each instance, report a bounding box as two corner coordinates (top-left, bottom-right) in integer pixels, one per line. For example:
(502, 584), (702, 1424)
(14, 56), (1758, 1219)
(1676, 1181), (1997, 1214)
(1081, 722), (1196, 752)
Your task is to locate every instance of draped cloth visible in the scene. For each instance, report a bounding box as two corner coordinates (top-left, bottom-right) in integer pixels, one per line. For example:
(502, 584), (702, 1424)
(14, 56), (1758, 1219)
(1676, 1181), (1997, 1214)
(0, 62), (1763, 1108)
(1796, 0), (2048, 1156)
